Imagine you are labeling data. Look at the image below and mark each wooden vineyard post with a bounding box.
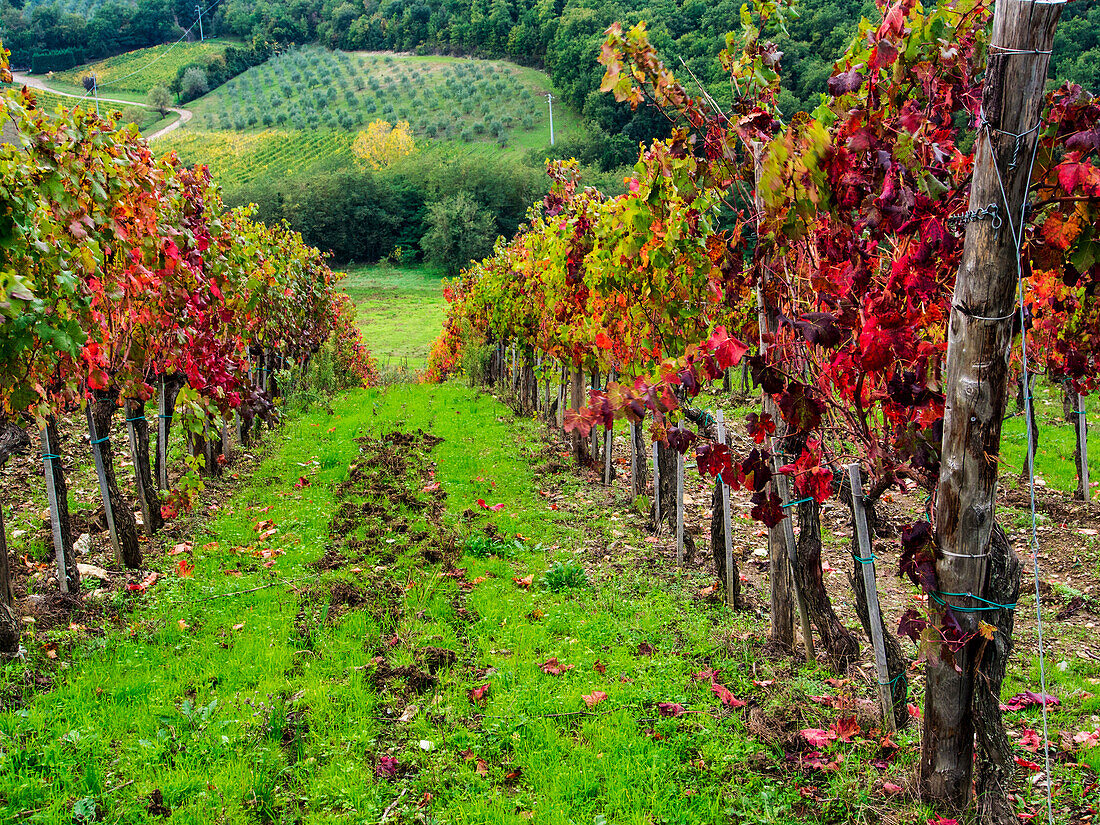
[771,455,816,662]
[847,464,896,733]
[157,375,169,491]
[40,426,70,594]
[87,405,121,564]
[603,426,613,485]
[924,0,1061,807]
[1075,392,1089,501]
[629,420,637,497]
[557,366,566,430]
[716,410,736,606]
[675,449,684,566]
[590,372,600,459]
[125,409,155,540]
[653,441,660,526]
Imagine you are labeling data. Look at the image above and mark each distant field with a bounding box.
[52,40,231,95]
[185,47,577,149]
[158,128,356,188]
[340,262,448,371]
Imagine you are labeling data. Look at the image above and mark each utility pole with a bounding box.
[196,4,204,41]
[923,0,1062,812]
[546,93,554,146]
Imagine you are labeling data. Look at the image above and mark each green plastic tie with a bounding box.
[783,497,814,509]
[930,590,1016,612]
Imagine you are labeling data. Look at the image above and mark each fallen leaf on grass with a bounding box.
[422,481,441,492]
[801,728,835,748]
[582,691,608,709]
[692,669,719,682]
[593,660,606,674]
[831,715,861,743]
[375,755,399,778]
[539,657,574,676]
[711,682,746,708]
[1019,728,1041,752]
[176,559,194,578]
[468,684,490,704]
[178,620,189,630]
[1014,756,1042,771]
[168,543,191,556]
[1001,691,1060,711]
[223,569,241,577]
[512,574,534,589]
[881,781,903,795]
[294,476,311,489]
[43,642,58,659]
[232,623,245,631]
[658,702,687,717]
[636,642,656,656]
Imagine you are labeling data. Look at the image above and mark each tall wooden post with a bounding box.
[923,0,1061,808]
[752,149,795,652]
[1074,392,1089,501]
[716,410,736,606]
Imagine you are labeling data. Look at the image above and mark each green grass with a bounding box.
[341,262,448,371]
[51,40,233,95]
[183,46,577,150]
[2,382,1097,823]
[1001,379,1099,496]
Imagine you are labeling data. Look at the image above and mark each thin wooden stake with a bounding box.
[653,441,660,525]
[1076,392,1089,501]
[40,427,69,594]
[772,457,815,663]
[157,376,169,491]
[125,408,155,540]
[675,449,684,566]
[87,406,121,565]
[603,426,613,485]
[847,463,896,732]
[629,420,637,497]
[716,410,735,606]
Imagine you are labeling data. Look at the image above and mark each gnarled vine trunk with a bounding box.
[794,498,859,671]
[92,389,142,569]
[44,415,79,591]
[0,419,30,655]
[125,398,163,537]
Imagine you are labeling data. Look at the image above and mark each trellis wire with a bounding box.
[985,111,1055,825]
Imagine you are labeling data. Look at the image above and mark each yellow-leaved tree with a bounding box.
[351,119,415,170]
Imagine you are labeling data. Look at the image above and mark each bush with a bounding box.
[180,67,209,100]
[420,192,498,276]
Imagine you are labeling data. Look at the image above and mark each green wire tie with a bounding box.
[930,590,1016,612]
[125,416,147,422]
[783,497,814,508]
[41,453,59,461]
[880,672,907,688]
[851,552,876,565]
[90,436,109,445]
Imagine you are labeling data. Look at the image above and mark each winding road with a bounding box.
[11,72,193,140]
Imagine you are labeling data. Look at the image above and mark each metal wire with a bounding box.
[987,115,1056,825]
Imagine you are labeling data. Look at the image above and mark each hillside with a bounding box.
[51,39,231,95]
[183,47,576,149]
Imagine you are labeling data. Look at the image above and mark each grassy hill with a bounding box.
[52,40,232,95]
[183,47,576,150]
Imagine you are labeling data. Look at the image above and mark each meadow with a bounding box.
[341,263,448,372]
[183,46,577,148]
[51,39,231,95]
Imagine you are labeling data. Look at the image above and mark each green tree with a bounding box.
[147,84,171,116]
[420,192,498,276]
[180,66,209,101]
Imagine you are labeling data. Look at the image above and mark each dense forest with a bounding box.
[5,0,1098,137]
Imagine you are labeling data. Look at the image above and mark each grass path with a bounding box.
[2,383,1096,823]
[342,263,448,372]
